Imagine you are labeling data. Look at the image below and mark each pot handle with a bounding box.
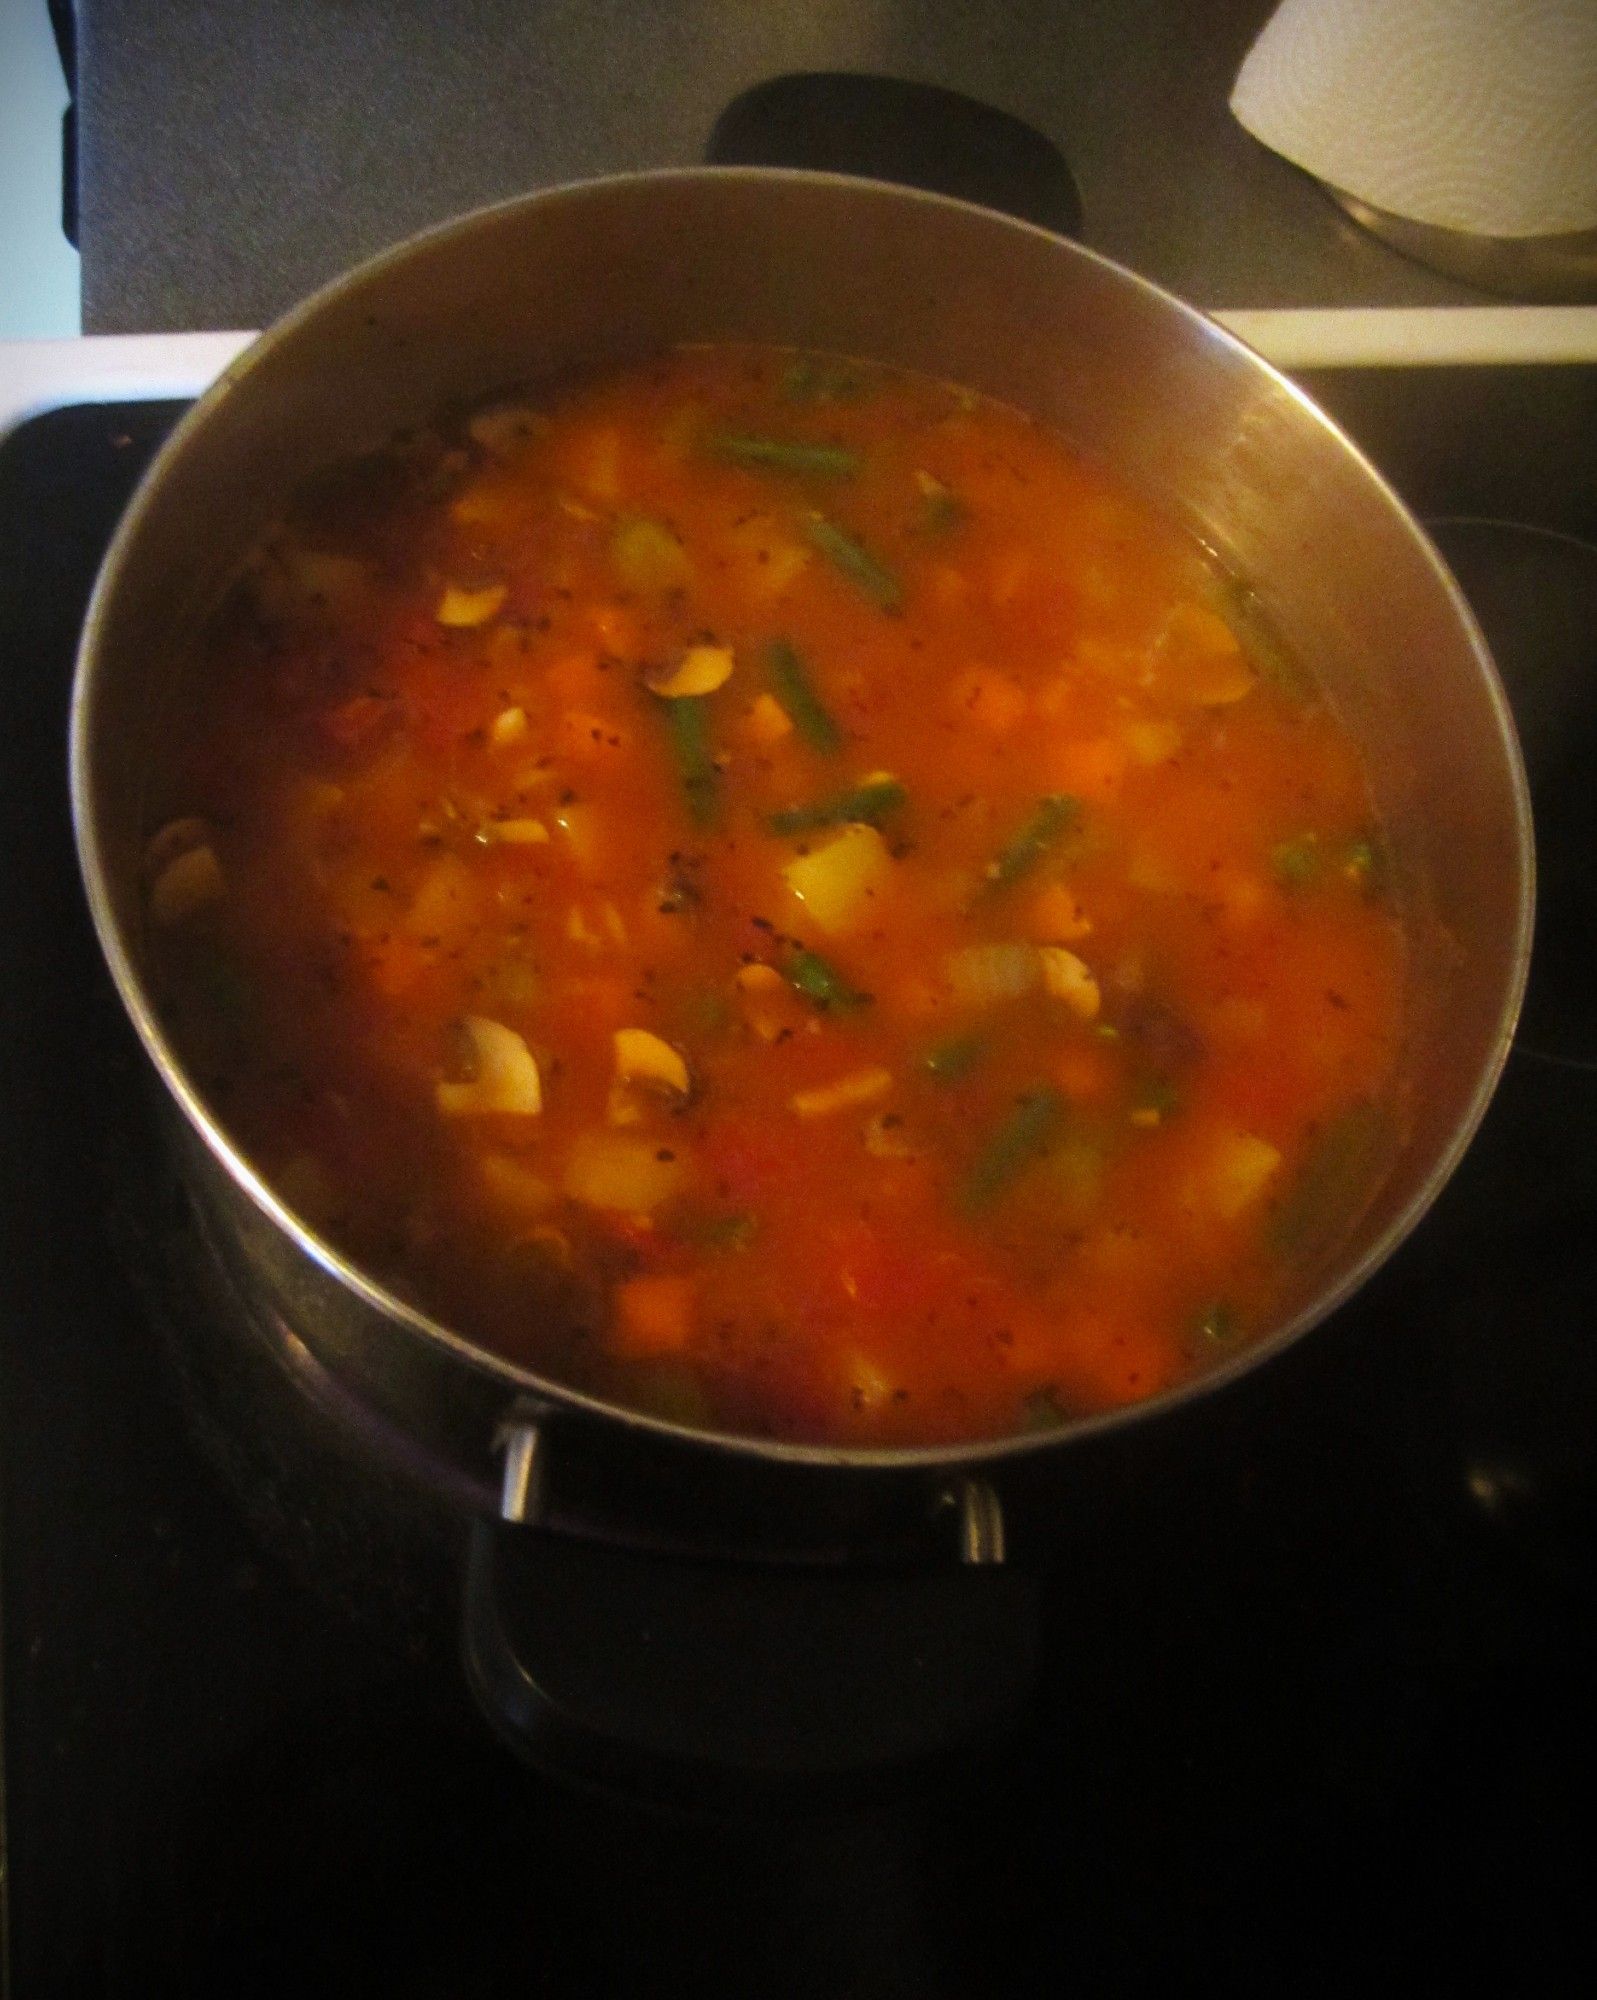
[461,1421,1038,1810]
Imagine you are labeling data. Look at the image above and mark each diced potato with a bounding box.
[844,1351,896,1413]
[789,1067,893,1120]
[404,856,479,941]
[611,515,691,592]
[480,816,550,845]
[1027,881,1093,943]
[437,582,508,628]
[1124,717,1183,765]
[1208,1129,1283,1219]
[1158,602,1254,706]
[645,644,735,698]
[782,823,891,936]
[149,843,225,925]
[1039,946,1101,1019]
[436,1018,543,1117]
[489,705,529,747]
[727,514,810,598]
[741,693,794,747]
[478,1153,557,1216]
[563,1132,686,1212]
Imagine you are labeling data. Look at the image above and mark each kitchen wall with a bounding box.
[0,0,80,336]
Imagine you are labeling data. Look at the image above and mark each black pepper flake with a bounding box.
[656,1149,676,1163]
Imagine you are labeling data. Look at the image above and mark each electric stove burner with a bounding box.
[8,371,1597,1989]
[1426,518,1597,1067]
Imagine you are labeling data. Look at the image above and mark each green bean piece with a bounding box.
[767,777,907,836]
[784,948,868,1012]
[980,794,1080,894]
[1132,1074,1182,1122]
[923,1032,989,1084]
[918,478,964,534]
[1198,1300,1241,1345]
[691,1211,758,1252]
[1020,1385,1070,1432]
[1269,1101,1388,1257]
[710,434,861,479]
[1271,834,1321,889]
[1212,572,1313,703]
[660,694,717,826]
[766,639,842,754]
[960,1087,1067,1212]
[1341,832,1392,899]
[804,514,903,611]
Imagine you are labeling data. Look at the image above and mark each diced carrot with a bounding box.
[1045,733,1127,803]
[946,668,1027,736]
[613,1276,695,1357]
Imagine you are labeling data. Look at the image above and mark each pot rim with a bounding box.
[69,164,1536,1475]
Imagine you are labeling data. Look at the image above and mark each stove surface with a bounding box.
[2,365,1595,1994]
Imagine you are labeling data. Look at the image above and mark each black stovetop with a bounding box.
[3,363,1596,1995]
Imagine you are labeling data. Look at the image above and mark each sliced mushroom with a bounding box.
[645,644,735,699]
[435,1017,543,1117]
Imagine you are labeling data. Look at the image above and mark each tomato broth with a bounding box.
[144,345,1406,1445]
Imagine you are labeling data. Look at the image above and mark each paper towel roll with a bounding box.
[1232,0,1597,240]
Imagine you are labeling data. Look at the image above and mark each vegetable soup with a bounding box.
[145,345,1406,1445]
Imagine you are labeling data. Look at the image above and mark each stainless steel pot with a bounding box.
[70,169,1532,1789]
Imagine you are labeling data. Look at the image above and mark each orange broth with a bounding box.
[145,344,1406,1445]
